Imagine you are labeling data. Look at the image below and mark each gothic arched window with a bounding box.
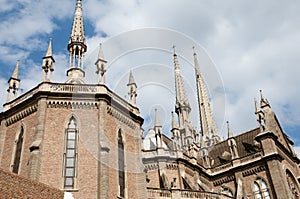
[253,178,271,199]
[12,126,24,174]
[118,130,125,198]
[286,170,299,199]
[63,117,78,189]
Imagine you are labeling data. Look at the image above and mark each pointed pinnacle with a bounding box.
[12,60,20,80]
[98,43,105,60]
[45,38,53,57]
[155,108,161,127]
[227,121,233,138]
[128,71,136,84]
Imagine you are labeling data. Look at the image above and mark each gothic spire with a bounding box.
[154,108,161,127]
[7,60,21,102]
[11,60,20,80]
[42,38,55,81]
[95,43,107,84]
[127,71,137,105]
[173,46,191,127]
[193,48,218,138]
[66,0,87,84]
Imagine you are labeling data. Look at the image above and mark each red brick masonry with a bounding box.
[0,168,64,199]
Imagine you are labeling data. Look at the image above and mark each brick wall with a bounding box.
[0,167,64,199]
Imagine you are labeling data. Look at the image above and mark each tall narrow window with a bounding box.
[253,178,271,199]
[118,130,125,198]
[12,127,24,174]
[63,117,78,189]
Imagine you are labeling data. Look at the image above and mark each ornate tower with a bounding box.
[173,47,197,148]
[6,60,20,102]
[193,49,220,145]
[42,38,55,82]
[66,0,87,84]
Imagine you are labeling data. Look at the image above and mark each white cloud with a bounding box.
[0,0,300,141]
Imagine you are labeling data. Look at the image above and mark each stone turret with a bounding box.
[66,0,87,84]
[7,60,21,102]
[42,38,55,82]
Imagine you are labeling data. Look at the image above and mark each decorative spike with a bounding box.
[127,71,137,105]
[193,49,219,139]
[95,43,107,84]
[227,121,233,138]
[11,60,20,80]
[128,70,135,85]
[154,108,161,127]
[45,38,53,58]
[7,60,21,101]
[42,38,55,82]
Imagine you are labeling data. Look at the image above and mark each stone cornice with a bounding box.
[5,105,38,126]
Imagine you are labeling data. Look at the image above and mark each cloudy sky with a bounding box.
[1,0,300,153]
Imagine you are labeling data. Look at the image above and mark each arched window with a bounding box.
[253,178,271,199]
[12,126,24,174]
[63,117,78,189]
[286,170,299,198]
[118,130,125,198]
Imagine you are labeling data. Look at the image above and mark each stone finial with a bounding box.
[42,38,55,81]
[7,60,21,101]
[95,43,107,84]
[127,71,137,105]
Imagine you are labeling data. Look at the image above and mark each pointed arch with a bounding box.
[286,169,300,198]
[63,116,79,190]
[118,129,125,198]
[11,125,25,174]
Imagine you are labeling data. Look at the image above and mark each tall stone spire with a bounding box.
[193,48,219,140]
[127,71,137,106]
[42,38,55,82]
[95,43,107,84]
[173,46,191,127]
[66,0,87,84]
[7,60,21,102]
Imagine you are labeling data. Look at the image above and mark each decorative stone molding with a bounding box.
[47,101,99,110]
[145,163,159,171]
[213,175,235,186]
[50,84,97,93]
[166,163,178,170]
[6,105,38,126]
[242,165,266,177]
[107,106,136,129]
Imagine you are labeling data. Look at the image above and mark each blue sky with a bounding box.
[1,0,300,153]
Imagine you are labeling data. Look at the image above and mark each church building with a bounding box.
[0,1,299,199]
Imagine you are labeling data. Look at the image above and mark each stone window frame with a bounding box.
[253,177,271,199]
[220,186,233,197]
[286,169,300,198]
[62,116,79,190]
[10,125,25,174]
